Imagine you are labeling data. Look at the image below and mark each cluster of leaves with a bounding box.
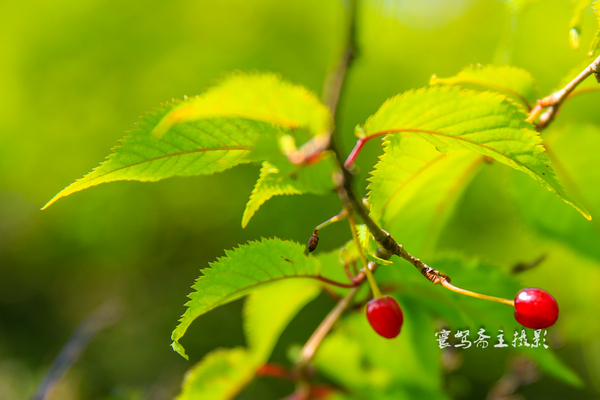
[42,2,600,399]
[44,55,599,397]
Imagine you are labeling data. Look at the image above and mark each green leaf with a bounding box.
[243,279,321,358]
[368,134,483,255]
[175,280,321,400]
[241,155,337,228]
[42,73,330,209]
[175,348,256,400]
[430,64,537,108]
[510,125,600,262]
[360,86,590,220]
[171,238,338,358]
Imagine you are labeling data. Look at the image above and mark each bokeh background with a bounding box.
[1,0,600,399]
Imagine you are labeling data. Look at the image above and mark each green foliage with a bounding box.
[42,73,330,210]
[242,155,337,227]
[176,280,321,399]
[171,238,338,358]
[360,86,589,221]
[31,1,600,399]
[368,136,482,254]
[430,64,538,107]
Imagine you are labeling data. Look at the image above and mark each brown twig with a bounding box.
[527,53,600,130]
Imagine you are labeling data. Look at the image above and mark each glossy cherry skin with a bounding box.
[514,288,559,329]
[366,296,403,338]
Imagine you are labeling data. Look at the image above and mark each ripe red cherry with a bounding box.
[514,288,559,329]
[366,296,403,338]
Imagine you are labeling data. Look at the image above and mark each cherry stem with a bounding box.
[315,208,348,231]
[297,286,359,369]
[440,279,515,307]
[347,210,382,298]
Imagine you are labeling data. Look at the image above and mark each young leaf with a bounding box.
[42,73,330,209]
[359,86,590,220]
[242,155,337,228]
[171,238,336,358]
[368,134,483,255]
[430,65,537,108]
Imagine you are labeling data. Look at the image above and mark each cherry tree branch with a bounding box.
[527,53,600,130]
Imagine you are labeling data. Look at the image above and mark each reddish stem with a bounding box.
[256,363,295,380]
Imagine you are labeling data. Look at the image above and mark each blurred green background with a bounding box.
[1,0,600,399]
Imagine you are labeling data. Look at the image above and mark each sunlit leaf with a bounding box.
[359,86,590,220]
[368,134,483,255]
[43,73,330,209]
[430,64,537,108]
[171,238,344,358]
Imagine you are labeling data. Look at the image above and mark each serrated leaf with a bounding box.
[360,86,590,220]
[430,65,537,108]
[43,73,330,209]
[368,134,483,254]
[242,155,336,228]
[171,238,340,358]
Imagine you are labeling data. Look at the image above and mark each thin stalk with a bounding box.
[347,210,381,298]
[527,53,600,130]
[440,280,515,307]
[297,286,359,367]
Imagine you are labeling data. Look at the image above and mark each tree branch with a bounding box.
[527,53,600,130]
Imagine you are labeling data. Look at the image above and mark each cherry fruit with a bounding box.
[366,296,403,338]
[514,288,559,329]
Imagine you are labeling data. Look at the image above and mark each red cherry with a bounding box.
[366,296,403,338]
[514,288,559,329]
